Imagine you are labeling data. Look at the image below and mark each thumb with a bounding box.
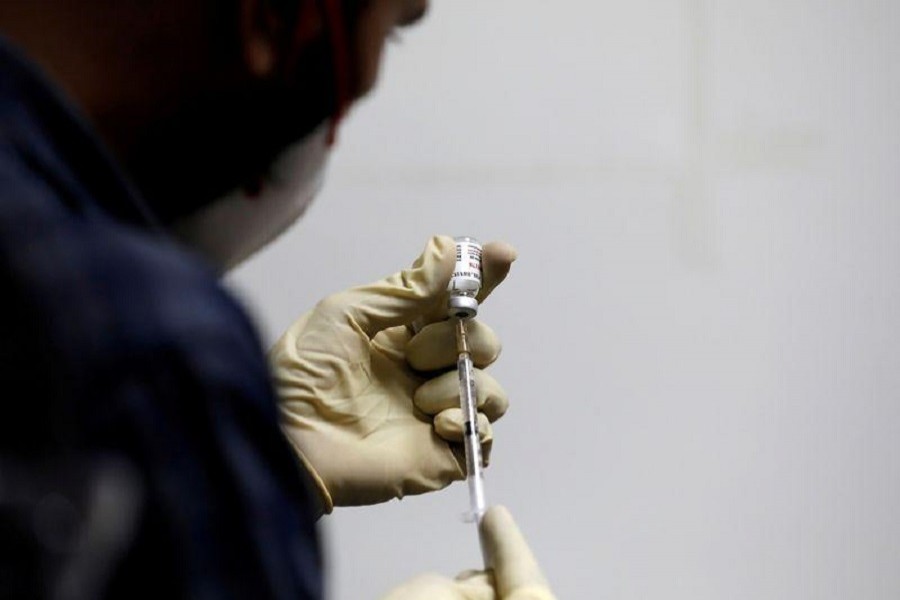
[479,506,551,599]
[342,235,455,337]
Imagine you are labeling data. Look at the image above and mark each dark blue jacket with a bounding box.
[0,39,322,599]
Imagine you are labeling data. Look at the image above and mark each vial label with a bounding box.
[449,240,482,294]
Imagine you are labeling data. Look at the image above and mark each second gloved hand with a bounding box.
[382,505,557,600]
[270,235,516,512]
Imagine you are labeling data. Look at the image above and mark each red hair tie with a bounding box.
[285,0,352,145]
[320,0,352,145]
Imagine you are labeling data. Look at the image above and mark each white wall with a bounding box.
[228,1,900,598]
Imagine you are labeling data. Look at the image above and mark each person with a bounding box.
[0,1,556,598]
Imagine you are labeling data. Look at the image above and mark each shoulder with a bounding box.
[0,149,269,403]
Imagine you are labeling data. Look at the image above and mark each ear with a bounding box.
[238,0,322,78]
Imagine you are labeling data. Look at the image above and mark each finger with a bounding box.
[479,506,550,597]
[372,326,412,363]
[382,573,494,600]
[434,409,493,445]
[414,370,509,422]
[435,410,493,466]
[414,240,518,328]
[327,235,454,338]
[455,569,488,582]
[477,241,517,304]
[406,319,502,371]
[454,571,497,600]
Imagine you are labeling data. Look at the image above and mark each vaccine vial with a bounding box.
[448,236,483,319]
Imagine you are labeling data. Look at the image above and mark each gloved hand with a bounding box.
[270,235,516,513]
[382,505,556,600]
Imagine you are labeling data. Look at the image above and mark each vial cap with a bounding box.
[448,295,479,319]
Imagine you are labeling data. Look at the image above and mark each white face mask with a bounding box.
[172,122,331,273]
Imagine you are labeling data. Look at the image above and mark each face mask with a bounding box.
[171,122,330,273]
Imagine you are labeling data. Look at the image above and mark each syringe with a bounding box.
[447,236,487,522]
[455,318,487,521]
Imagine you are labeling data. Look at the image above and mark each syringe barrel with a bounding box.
[467,472,487,521]
[457,345,486,520]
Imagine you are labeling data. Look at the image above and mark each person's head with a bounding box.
[1,0,426,261]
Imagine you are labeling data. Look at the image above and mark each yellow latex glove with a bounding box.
[382,505,556,600]
[270,235,516,513]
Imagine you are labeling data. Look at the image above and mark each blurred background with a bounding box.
[228,0,900,598]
